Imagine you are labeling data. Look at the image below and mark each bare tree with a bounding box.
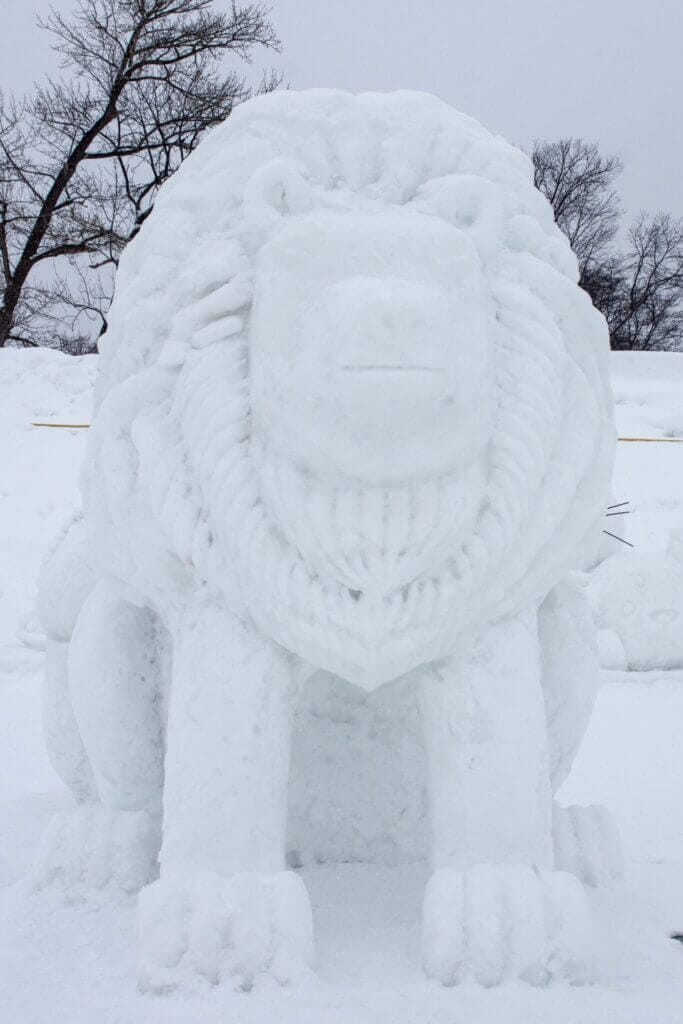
[532,138,622,287]
[0,0,280,352]
[534,138,683,351]
[608,214,683,351]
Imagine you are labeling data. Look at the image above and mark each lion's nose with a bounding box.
[331,276,448,370]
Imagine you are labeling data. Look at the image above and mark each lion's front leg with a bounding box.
[139,602,313,992]
[419,610,592,986]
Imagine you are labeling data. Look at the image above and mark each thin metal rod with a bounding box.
[603,530,634,548]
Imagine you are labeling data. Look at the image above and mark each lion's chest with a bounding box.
[239,452,488,685]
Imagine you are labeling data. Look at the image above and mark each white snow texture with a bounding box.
[37,89,616,991]
[590,535,683,670]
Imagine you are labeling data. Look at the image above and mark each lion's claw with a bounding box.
[138,870,314,992]
[31,806,159,895]
[422,863,593,986]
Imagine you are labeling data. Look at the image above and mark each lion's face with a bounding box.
[249,211,495,485]
[88,90,614,687]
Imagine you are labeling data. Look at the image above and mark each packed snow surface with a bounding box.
[589,351,683,670]
[1,347,682,1021]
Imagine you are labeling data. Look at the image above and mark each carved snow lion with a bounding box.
[36,90,618,990]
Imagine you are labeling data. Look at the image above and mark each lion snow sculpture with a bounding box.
[35,90,619,991]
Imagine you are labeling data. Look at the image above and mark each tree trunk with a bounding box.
[0,302,15,348]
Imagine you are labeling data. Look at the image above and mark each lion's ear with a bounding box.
[242,158,313,249]
[413,174,504,266]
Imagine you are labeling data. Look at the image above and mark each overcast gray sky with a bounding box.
[2,0,681,223]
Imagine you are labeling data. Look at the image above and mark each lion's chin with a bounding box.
[246,588,451,693]
[295,639,432,693]
[331,652,428,692]
[298,629,449,692]
[334,664,414,693]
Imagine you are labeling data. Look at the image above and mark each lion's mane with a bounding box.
[83,90,614,684]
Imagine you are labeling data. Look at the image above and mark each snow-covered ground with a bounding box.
[0,350,96,804]
[1,348,682,1021]
[610,350,683,550]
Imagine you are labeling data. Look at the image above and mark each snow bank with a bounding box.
[0,349,95,654]
[0,350,95,803]
[594,350,683,667]
[611,350,683,551]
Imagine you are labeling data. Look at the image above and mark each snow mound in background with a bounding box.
[594,351,683,669]
[0,350,95,804]
[590,542,683,671]
[609,351,683,555]
[0,349,95,657]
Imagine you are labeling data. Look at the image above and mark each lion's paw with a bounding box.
[422,864,593,986]
[554,803,623,886]
[32,806,160,896]
[138,870,314,992]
